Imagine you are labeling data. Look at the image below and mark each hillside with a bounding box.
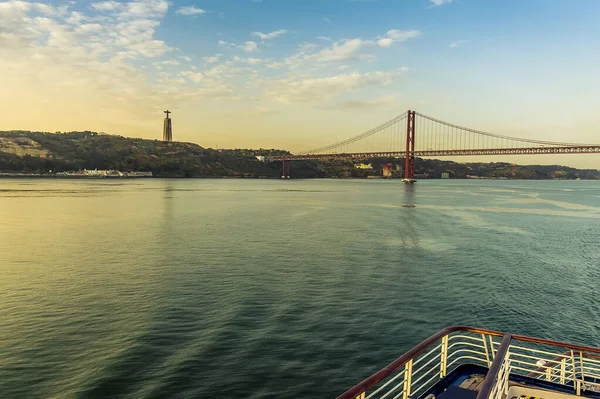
[0,130,598,179]
[0,131,322,178]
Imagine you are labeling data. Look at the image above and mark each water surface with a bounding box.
[1,178,599,398]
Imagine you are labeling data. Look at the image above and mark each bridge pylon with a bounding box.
[403,110,416,183]
[281,155,291,179]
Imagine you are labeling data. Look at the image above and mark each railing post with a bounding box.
[504,351,511,397]
[355,393,365,399]
[579,351,585,394]
[482,334,491,367]
[560,358,566,385]
[476,334,512,399]
[440,335,449,377]
[403,359,413,399]
[570,350,578,393]
[488,336,496,358]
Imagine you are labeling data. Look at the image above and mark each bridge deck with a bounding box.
[271,146,600,161]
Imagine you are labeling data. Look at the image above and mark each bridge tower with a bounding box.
[281,155,291,178]
[404,110,416,182]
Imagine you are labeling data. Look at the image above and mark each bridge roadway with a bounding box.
[270,145,600,161]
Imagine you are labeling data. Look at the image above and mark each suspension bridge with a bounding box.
[270,110,600,181]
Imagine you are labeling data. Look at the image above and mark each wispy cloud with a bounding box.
[323,17,332,24]
[240,41,258,52]
[428,0,452,7]
[203,54,223,63]
[262,69,408,104]
[180,70,204,83]
[0,1,423,134]
[324,95,400,110]
[252,29,287,40]
[175,6,206,15]
[284,29,420,67]
[376,29,421,48]
[449,40,469,48]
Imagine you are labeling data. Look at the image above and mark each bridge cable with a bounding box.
[416,112,590,147]
[299,111,408,155]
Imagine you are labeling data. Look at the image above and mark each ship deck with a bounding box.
[438,373,589,399]
[337,327,600,399]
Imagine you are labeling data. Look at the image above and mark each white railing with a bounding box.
[487,350,510,399]
[339,327,600,399]
[339,327,504,399]
[481,337,600,399]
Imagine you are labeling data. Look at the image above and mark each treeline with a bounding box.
[0,130,597,179]
[0,131,325,178]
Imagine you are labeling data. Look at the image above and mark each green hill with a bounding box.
[0,130,598,179]
[0,131,308,178]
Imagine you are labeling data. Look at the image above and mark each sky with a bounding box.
[1,0,600,167]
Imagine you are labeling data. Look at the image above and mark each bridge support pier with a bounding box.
[403,110,416,183]
[281,157,291,179]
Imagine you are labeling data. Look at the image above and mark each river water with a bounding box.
[1,178,599,398]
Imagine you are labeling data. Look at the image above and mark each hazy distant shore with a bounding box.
[1,131,599,180]
[0,173,595,181]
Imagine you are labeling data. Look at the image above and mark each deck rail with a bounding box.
[338,327,600,399]
[480,334,600,399]
[337,326,504,399]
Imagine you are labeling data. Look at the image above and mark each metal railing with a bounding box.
[338,327,600,399]
[481,334,600,399]
[337,327,504,399]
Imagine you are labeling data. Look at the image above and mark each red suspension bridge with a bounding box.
[271,110,600,181]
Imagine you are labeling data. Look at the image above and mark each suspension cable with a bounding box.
[415,112,588,147]
[300,111,408,154]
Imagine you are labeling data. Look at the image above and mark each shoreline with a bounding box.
[0,174,593,181]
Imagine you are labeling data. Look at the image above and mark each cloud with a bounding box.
[263,69,408,104]
[240,41,258,52]
[1,0,173,59]
[175,6,206,16]
[449,40,469,48]
[159,59,180,66]
[203,54,223,63]
[285,30,420,67]
[0,2,420,134]
[428,0,452,7]
[265,62,284,69]
[377,29,420,48]
[0,0,194,121]
[317,36,332,41]
[305,38,372,62]
[203,58,250,78]
[324,95,400,110]
[245,57,265,65]
[298,42,319,52]
[323,17,331,23]
[252,29,287,40]
[90,0,169,19]
[91,1,121,11]
[181,70,203,83]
